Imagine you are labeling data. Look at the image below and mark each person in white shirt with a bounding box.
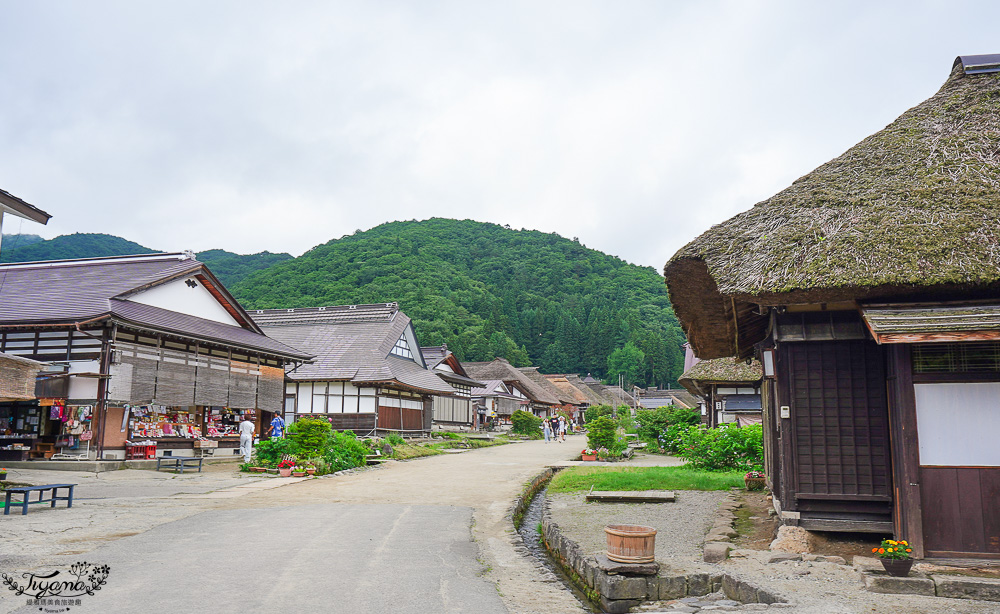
[239,415,256,463]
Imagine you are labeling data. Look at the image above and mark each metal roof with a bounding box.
[954,54,1000,75]
[0,253,309,360]
[0,187,50,225]
[253,307,453,394]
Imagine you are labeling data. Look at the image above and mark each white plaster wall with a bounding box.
[67,360,101,399]
[127,277,240,326]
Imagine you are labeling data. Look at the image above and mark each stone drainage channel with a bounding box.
[512,468,790,614]
[517,485,600,612]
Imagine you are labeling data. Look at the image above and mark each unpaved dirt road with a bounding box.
[1,437,587,614]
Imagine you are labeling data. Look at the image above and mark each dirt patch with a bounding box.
[733,491,883,560]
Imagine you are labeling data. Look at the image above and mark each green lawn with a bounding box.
[548,465,743,493]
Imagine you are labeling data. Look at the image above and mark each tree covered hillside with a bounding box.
[232,219,685,387]
[0,233,292,288]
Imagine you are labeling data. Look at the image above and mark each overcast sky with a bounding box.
[1,1,997,270]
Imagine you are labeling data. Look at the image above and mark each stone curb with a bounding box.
[536,489,789,612]
[860,568,1000,602]
[703,492,740,562]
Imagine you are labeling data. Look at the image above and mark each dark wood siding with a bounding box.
[787,340,892,501]
[328,413,376,432]
[920,467,1000,557]
[377,406,424,431]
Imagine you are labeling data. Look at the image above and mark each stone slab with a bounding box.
[594,553,659,576]
[932,574,1000,602]
[586,490,675,503]
[597,571,649,600]
[704,542,732,563]
[863,572,935,596]
[766,552,802,563]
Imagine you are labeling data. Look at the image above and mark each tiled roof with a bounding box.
[253,305,453,395]
[0,254,308,360]
[109,300,309,360]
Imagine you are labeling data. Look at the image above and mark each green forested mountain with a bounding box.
[196,249,294,287]
[231,219,685,387]
[0,233,154,262]
[0,233,292,288]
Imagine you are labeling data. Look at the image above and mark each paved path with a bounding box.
[1,437,592,614]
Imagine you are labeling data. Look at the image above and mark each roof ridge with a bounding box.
[0,252,194,269]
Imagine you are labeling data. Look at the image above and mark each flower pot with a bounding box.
[306,468,316,475]
[279,467,292,477]
[292,471,306,477]
[251,467,266,473]
[581,454,597,461]
[605,524,657,564]
[880,558,913,577]
[0,472,7,481]
[744,476,766,491]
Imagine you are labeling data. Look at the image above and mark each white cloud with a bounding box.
[1,0,998,269]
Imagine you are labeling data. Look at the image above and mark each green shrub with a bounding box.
[287,417,333,457]
[586,416,618,451]
[636,406,702,452]
[676,424,763,472]
[323,429,369,471]
[251,436,299,466]
[511,410,542,438]
[385,431,406,446]
[584,405,614,423]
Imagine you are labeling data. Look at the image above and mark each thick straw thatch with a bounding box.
[666,62,1000,358]
[678,358,761,397]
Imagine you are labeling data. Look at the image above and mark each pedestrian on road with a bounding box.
[239,414,255,462]
[549,416,560,443]
[542,418,551,443]
[268,414,285,439]
[558,416,566,442]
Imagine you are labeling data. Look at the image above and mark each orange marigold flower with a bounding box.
[872,548,877,553]
[878,548,884,554]
[906,548,912,552]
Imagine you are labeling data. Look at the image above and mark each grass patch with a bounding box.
[390,443,444,460]
[548,465,743,493]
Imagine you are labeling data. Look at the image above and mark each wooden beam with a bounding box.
[876,331,1000,344]
[798,519,894,533]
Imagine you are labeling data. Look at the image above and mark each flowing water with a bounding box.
[517,487,601,612]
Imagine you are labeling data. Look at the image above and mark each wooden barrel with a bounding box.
[605,524,656,563]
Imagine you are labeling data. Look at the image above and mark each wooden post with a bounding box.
[886,345,925,558]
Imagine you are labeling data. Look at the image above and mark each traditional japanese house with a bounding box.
[465,358,560,417]
[635,387,698,411]
[420,344,484,429]
[252,303,454,436]
[519,367,578,418]
[678,358,762,427]
[470,380,522,425]
[0,252,311,460]
[664,55,1000,559]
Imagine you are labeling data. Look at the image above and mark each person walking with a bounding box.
[268,413,285,439]
[558,415,567,442]
[239,414,256,463]
[549,416,561,443]
[542,417,551,443]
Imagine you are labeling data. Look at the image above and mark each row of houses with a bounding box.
[0,208,675,461]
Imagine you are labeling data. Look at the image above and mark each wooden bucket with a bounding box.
[605,524,656,563]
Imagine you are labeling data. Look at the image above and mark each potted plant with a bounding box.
[0,468,7,481]
[744,470,766,490]
[581,449,598,461]
[872,538,914,577]
[305,465,316,476]
[277,459,295,478]
[292,467,306,477]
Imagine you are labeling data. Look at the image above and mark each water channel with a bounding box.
[516,486,601,612]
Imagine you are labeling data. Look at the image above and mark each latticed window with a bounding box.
[913,342,1000,373]
[390,335,413,359]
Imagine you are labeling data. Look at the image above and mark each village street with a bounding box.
[1,438,587,614]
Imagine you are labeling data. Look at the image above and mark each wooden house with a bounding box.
[0,252,311,460]
[635,387,698,411]
[420,344,484,429]
[252,303,454,436]
[465,358,560,417]
[664,55,1000,559]
[470,380,523,425]
[679,358,762,427]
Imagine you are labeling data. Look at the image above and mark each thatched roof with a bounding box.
[464,358,560,405]
[665,59,1000,358]
[679,358,762,397]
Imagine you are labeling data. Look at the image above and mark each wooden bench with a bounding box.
[4,484,76,515]
[156,457,204,473]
